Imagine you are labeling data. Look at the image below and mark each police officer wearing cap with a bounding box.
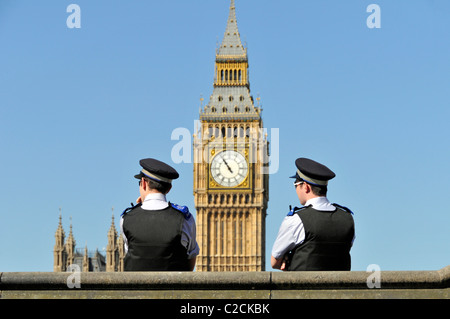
[120,158,199,271]
[271,158,355,271]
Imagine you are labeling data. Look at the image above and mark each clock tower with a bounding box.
[193,0,269,271]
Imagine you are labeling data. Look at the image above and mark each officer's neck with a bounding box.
[304,196,328,206]
[144,191,167,201]
[301,193,328,205]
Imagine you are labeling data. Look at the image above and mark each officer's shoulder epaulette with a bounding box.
[287,205,310,216]
[121,202,142,217]
[170,202,192,220]
[332,203,354,215]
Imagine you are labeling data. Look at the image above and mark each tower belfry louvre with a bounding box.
[194,0,269,271]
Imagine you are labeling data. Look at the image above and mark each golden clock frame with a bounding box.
[207,143,253,191]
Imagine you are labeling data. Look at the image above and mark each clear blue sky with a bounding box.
[0,0,449,272]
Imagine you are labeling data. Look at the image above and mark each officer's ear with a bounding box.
[303,182,312,194]
[141,178,148,190]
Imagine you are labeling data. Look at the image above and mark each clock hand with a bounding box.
[223,158,234,173]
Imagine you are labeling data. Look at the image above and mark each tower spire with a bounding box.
[107,208,118,272]
[201,0,260,120]
[69,216,73,235]
[217,0,246,58]
[65,215,76,268]
[54,208,66,272]
[56,208,65,240]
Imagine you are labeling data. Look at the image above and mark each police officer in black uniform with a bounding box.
[271,158,355,271]
[120,158,199,271]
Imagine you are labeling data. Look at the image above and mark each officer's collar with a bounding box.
[305,197,334,211]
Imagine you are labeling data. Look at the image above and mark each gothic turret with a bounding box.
[53,210,66,272]
[65,217,76,269]
[106,212,118,272]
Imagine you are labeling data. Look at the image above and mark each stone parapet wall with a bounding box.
[0,266,448,299]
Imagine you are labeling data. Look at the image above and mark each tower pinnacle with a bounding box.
[201,0,260,120]
[217,0,246,59]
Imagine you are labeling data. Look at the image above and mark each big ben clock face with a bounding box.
[210,150,248,187]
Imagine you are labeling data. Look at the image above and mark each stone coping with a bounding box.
[0,266,448,299]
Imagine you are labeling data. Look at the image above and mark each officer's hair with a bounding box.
[297,179,328,196]
[143,177,172,194]
[311,185,327,196]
